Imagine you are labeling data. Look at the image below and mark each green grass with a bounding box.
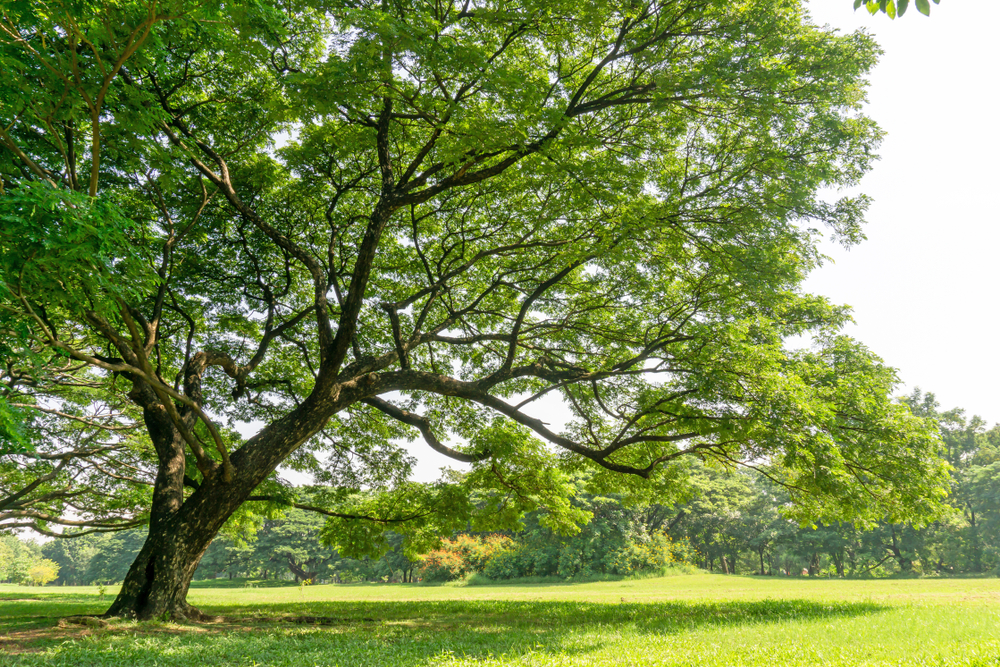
[3,575,1000,665]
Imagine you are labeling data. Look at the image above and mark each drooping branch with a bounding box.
[362,396,490,463]
[245,496,434,524]
[0,458,70,513]
[370,368,725,478]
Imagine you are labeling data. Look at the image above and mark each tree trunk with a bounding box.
[970,507,982,573]
[833,551,844,577]
[103,447,257,619]
[104,402,221,620]
[287,557,319,583]
[888,526,911,571]
[104,518,216,620]
[104,375,343,620]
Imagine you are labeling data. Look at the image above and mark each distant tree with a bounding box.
[84,530,147,585]
[254,508,337,583]
[0,534,41,584]
[379,531,418,583]
[741,478,797,576]
[27,558,59,586]
[42,534,102,585]
[902,389,1000,573]
[494,494,668,578]
[195,535,256,581]
[668,465,757,573]
[0,535,14,582]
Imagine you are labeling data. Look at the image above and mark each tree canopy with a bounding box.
[0,0,948,619]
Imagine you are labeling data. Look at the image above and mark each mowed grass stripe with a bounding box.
[3,575,1000,666]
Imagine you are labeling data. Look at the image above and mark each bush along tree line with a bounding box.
[412,494,701,582]
[1,0,952,619]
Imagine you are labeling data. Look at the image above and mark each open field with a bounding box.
[3,575,1000,666]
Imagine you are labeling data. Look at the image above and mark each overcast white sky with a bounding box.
[802,2,1000,422]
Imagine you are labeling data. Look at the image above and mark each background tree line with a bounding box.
[16,389,998,584]
[662,390,1000,577]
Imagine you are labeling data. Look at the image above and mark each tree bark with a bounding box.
[103,513,216,620]
[104,374,342,619]
[104,400,218,620]
[286,557,319,583]
[103,472,257,619]
[969,507,982,573]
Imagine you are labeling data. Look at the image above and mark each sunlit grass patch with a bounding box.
[3,576,1000,665]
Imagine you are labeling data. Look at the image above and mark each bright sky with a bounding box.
[803,2,1000,423]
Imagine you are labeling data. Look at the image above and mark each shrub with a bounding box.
[608,530,673,575]
[27,559,60,586]
[480,544,531,580]
[417,534,517,582]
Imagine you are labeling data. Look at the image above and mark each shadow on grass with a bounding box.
[217,597,889,632]
[1,596,890,666]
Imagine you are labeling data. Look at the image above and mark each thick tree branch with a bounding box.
[362,396,491,463]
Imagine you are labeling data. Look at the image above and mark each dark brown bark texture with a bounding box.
[286,558,320,584]
[106,381,346,618]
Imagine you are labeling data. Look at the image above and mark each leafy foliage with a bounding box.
[854,0,941,18]
[418,534,517,582]
[26,558,59,585]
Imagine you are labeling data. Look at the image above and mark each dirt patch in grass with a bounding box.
[59,615,109,629]
[1,625,94,654]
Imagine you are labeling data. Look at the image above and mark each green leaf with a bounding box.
[915,0,931,15]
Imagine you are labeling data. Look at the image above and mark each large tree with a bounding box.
[1,0,948,619]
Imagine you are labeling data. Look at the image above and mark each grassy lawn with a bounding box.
[3,574,1000,666]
